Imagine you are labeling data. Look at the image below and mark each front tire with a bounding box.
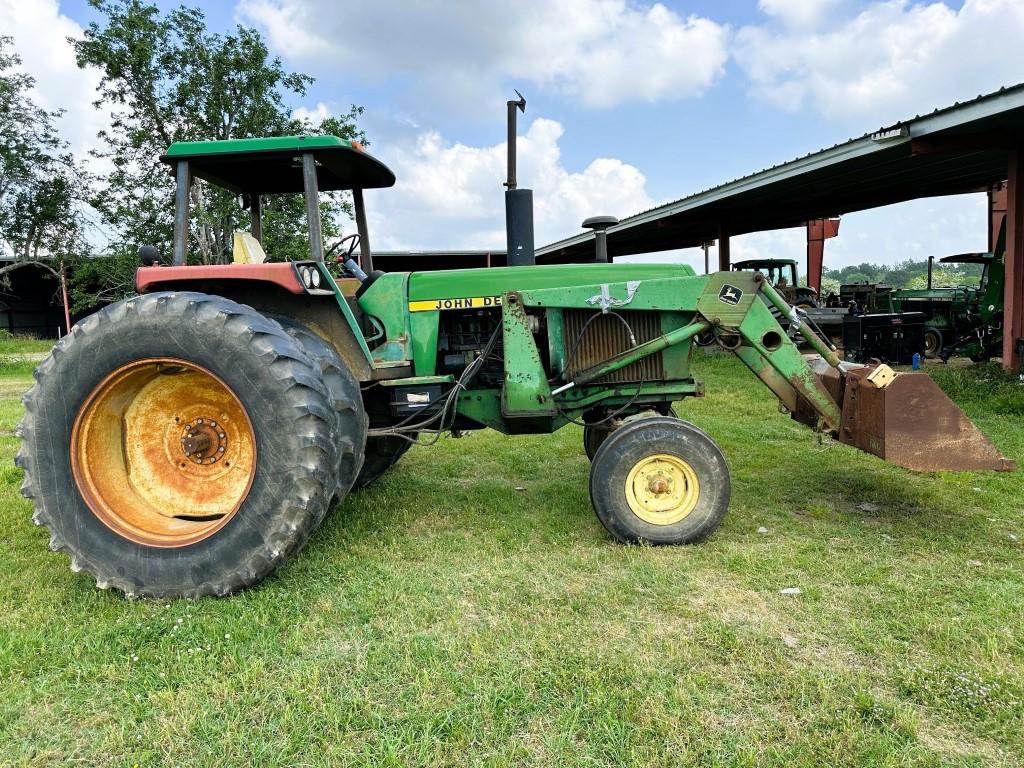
[584,406,676,461]
[589,417,730,545]
[584,425,611,460]
[17,291,341,598]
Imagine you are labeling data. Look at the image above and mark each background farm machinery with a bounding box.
[755,232,1007,365]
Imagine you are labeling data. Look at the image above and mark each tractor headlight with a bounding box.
[300,266,321,290]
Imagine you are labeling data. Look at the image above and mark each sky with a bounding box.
[3,0,1024,273]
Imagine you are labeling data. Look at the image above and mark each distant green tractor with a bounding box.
[15,135,1013,598]
[889,246,1004,361]
[732,258,819,309]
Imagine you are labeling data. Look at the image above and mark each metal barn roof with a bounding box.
[537,83,1024,263]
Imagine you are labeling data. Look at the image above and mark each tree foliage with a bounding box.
[0,36,91,269]
[72,0,363,269]
[824,258,984,290]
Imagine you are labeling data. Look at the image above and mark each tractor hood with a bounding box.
[407,263,696,303]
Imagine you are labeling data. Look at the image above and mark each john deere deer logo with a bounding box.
[718,284,743,305]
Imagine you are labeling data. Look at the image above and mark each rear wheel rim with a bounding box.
[624,453,700,525]
[70,358,257,548]
[925,331,940,356]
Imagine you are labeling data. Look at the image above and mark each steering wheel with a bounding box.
[325,233,360,262]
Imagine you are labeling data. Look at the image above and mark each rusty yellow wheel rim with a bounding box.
[624,453,700,525]
[71,358,257,548]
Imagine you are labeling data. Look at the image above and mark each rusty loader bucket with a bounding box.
[836,365,1015,472]
[748,280,1012,474]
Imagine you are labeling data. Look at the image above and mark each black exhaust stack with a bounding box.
[504,90,534,267]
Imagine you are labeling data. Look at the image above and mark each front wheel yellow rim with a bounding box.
[624,453,700,525]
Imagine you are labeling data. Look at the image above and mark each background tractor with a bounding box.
[888,247,1005,361]
[732,258,819,308]
[16,134,1014,599]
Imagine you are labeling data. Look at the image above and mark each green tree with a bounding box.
[907,266,971,289]
[824,257,985,291]
[0,36,91,262]
[72,0,363,269]
[819,275,841,298]
[0,35,92,320]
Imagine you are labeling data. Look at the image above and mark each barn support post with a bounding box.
[1004,149,1024,371]
[717,224,730,271]
[989,182,1007,252]
[806,218,840,294]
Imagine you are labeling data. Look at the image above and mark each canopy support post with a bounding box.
[302,153,324,262]
[172,161,191,266]
[353,187,373,273]
[250,194,262,243]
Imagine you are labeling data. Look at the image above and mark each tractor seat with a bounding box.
[233,231,268,264]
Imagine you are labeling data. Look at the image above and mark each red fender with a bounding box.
[136,263,305,294]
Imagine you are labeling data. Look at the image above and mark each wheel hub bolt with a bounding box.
[182,432,213,455]
[179,418,229,464]
[648,475,670,494]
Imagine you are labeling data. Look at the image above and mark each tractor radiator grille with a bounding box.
[563,309,665,384]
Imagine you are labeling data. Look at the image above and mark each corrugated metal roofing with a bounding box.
[537,82,1024,263]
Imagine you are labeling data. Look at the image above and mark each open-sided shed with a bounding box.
[537,83,1024,370]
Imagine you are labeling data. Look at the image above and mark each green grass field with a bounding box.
[1,341,1022,767]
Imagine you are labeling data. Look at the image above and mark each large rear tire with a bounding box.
[589,416,730,545]
[17,291,343,598]
[354,436,412,489]
[273,318,367,500]
[924,328,943,359]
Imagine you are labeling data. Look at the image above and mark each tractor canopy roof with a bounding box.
[938,252,993,265]
[160,135,396,195]
[732,258,797,269]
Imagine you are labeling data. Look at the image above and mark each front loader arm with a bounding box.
[538,271,844,433]
[695,271,843,433]
[526,270,1010,472]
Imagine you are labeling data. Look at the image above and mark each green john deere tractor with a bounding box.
[17,135,1014,598]
[889,245,1005,361]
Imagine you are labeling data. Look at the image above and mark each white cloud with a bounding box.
[0,0,107,159]
[758,0,844,29]
[238,0,728,109]
[291,102,332,125]
[736,0,1024,123]
[359,117,654,251]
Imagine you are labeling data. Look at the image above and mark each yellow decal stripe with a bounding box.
[408,296,503,312]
